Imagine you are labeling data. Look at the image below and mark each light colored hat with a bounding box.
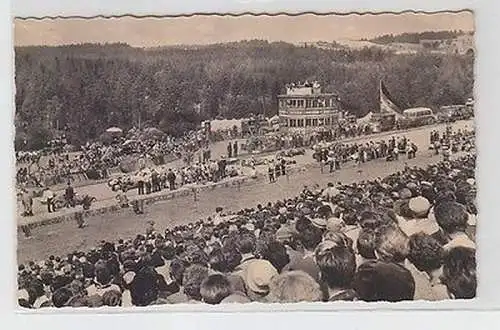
[408,196,431,217]
[18,289,29,301]
[310,217,327,230]
[278,207,287,215]
[123,271,136,285]
[406,182,418,191]
[399,188,412,200]
[466,178,475,186]
[244,260,278,294]
[326,217,344,232]
[275,226,294,243]
[244,223,255,232]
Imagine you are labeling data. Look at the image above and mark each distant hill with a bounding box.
[365,30,472,45]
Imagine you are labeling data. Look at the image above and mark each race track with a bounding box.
[17,120,474,263]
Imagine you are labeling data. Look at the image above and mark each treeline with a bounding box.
[367,30,470,45]
[14,40,473,150]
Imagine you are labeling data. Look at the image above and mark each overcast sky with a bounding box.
[14,11,474,47]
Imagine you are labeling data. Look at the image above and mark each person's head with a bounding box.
[322,231,353,251]
[434,201,468,235]
[237,232,256,255]
[298,224,323,251]
[129,267,159,306]
[25,278,45,305]
[102,290,123,307]
[200,273,233,304]
[183,264,209,301]
[315,244,356,290]
[260,241,290,273]
[408,233,444,273]
[358,210,384,229]
[52,287,74,308]
[267,271,323,303]
[50,275,72,293]
[353,260,415,302]
[441,247,476,299]
[221,245,242,272]
[357,228,377,260]
[94,261,113,285]
[408,196,431,218]
[208,248,229,273]
[170,258,188,285]
[375,225,410,264]
[244,259,278,297]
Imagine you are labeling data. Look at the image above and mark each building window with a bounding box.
[312,99,318,108]
[298,99,304,107]
[325,118,331,126]
[290,119,296,127]
[318,118,324,126]
[306,100,311,108]
[305,119,312,127]
[298,119,304,127]
[312,119,318,126]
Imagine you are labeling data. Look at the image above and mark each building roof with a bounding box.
[277,93,338,98]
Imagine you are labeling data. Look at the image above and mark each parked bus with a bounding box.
[398,107,436,128]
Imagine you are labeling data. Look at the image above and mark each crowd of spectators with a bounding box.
[18,149,477,308]
[430,127,475,156]
[313,135,418,169]
[109,158,241,194]
[15,128,210,189]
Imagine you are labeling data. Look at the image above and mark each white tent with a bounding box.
[106,127,123,134]
[210,119,242,132]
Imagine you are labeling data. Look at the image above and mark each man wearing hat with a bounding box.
[397,196,439,236]
[241,259,278,301]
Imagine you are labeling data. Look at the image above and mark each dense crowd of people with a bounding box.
[430,126,475,158]
[243,120,371,154]
[15,128,210,189]
[18,146,477,307]
[311,135,418,172]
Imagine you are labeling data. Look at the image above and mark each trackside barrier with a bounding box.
[18,176,251,230]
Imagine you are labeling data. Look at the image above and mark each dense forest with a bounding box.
[14,40,474,150]
[367,30,471,45]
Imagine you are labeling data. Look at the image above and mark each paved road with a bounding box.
[17,121,474,263]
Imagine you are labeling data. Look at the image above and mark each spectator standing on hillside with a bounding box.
[268,161,275,183]
[116,187,129,208]
[136,173,145,195]
[227,142,233,158]
[167,169,176,191]
[21,187,33,217]
[64,182,75,208]
[43,188,56,213]
[233,141,238,157]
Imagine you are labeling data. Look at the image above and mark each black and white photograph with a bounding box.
[14,10,476,309]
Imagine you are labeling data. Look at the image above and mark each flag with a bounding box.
[380,81,404,119]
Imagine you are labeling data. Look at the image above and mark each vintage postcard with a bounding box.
[14,10,476,309]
